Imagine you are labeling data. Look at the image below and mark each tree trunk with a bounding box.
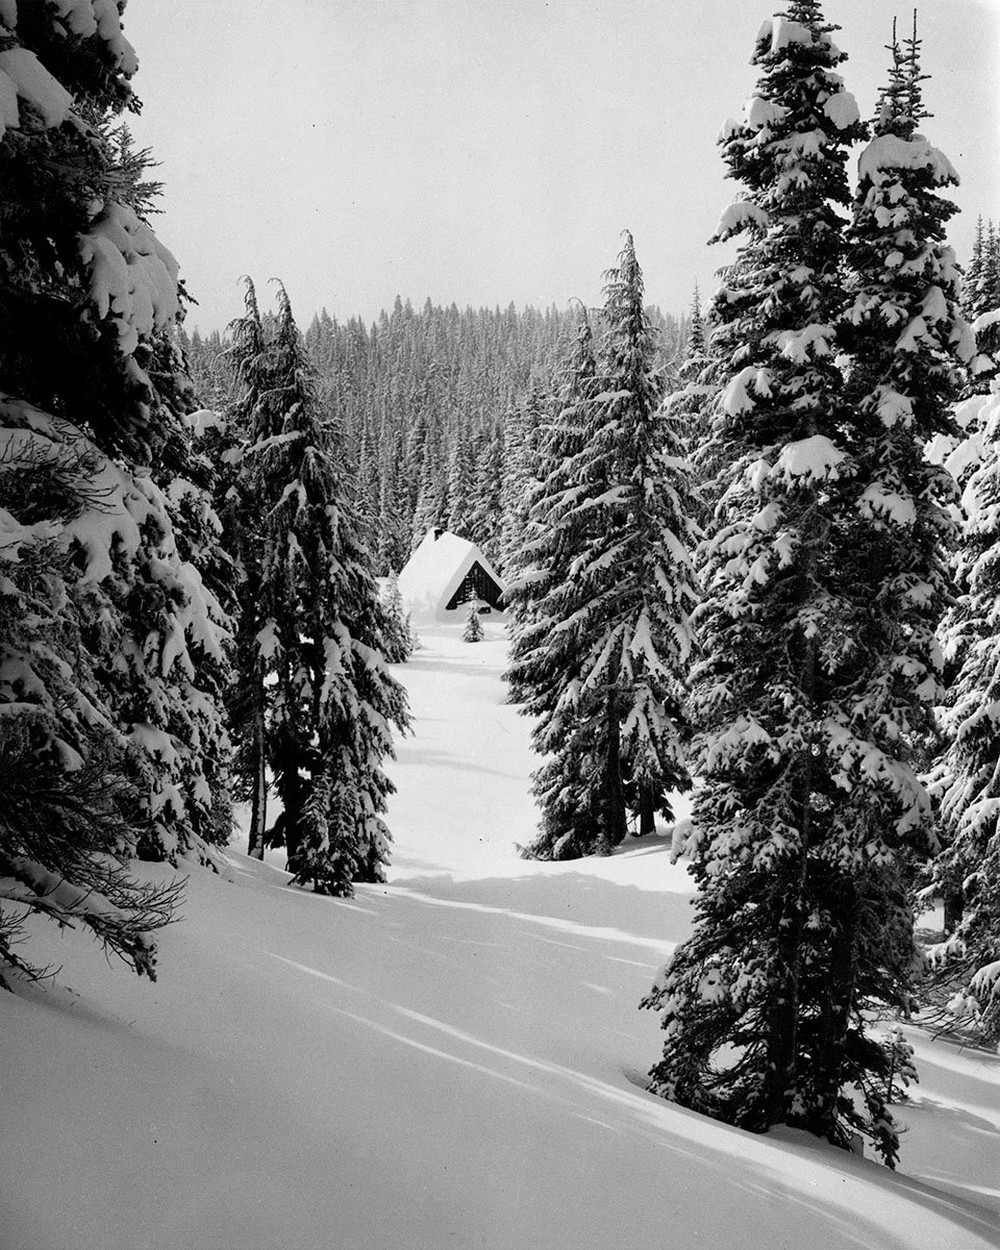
[761,834,808,1129]
[602,694,628,850]
[267,725,306,872]
[247,666,267,860]
[247,685,267,860]
[813,874,858,1141]
[282,762,304,871]
[638,785,656,838]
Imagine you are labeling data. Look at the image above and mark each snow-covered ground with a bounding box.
[3,623,999,1250]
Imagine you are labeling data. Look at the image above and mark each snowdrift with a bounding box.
[2,625,998,1250]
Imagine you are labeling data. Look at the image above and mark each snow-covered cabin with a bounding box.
[397,529,506,623]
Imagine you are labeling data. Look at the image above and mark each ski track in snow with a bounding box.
[2,622,999,1250]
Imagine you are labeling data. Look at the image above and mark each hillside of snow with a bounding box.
[3,623,999,1250]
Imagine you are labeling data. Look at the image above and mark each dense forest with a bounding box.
[182,298,687,574]
[2,0,1000,1181]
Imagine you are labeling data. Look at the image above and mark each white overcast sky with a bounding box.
[123,0,1000,334]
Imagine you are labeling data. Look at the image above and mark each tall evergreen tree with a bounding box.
[499,385,545,574]
[982,222,1000,315]
[229,281,409,895]
[377,460,411,575]
[831,10,970,1113]
[667,284,719,517]
[965,217,986,318]
[508,236,698,858]
[379,570,414,664]
[648,11,972,1166]
[445,421,475,537]
[684,284,707,368]
[225,278,271,859]
[506,314,607,857]
[643,5,939,1167]
[0,3,234,980]
[468,420,506,567]
[928,393,1000,1042]
[968,220,1000,388]
[591,236,699,838]
[410,432,446,549]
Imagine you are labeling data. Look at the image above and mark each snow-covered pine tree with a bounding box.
[981,222,1000,316]
[462,603,485,643]
[643,4,935,1166]
[224,278,272,858]
[968,221,1000,388]
[509,236,698,857]
[445,423,475,538]
[381,570,414,663]
[376,441,411,577]
[683,285,707,376]
[499,385,544,574]
[965,217,986,319]
[0,3,235,980]
[672,285,713,427]
[505,313,607,856]
[0,417,184,983]
[230,280,409,895]
[829,15,970,1137]
[927,391,1000,1041]
[582,234,698,840]
[664,285,718,523]
[410,438,447,551]
[467,420,505,567]
[354,410,381,542]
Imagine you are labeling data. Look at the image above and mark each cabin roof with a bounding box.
[397,530,506,622]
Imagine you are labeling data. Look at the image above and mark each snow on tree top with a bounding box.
[823,91,860,131]
[744,94,787,131]
[954,389,993,434]
[872,387,914,429]
[48,0,137,74]
[722,366,775,416]
[931,428,983,483]
[858,134,959,188]
[758,17,815,53]
[939,389,1000,499]
[714,199,770,241]
[774,324,834,363]
[857,483,917,527]
[0,46,73,132]
[0,2,137,138]
[78,203,181,357]
[973,308,1000,336]
[773,435,847,485]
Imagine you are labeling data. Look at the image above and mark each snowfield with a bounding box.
[3,624,999,1250]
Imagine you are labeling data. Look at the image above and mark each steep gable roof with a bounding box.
[398,530,506,622]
